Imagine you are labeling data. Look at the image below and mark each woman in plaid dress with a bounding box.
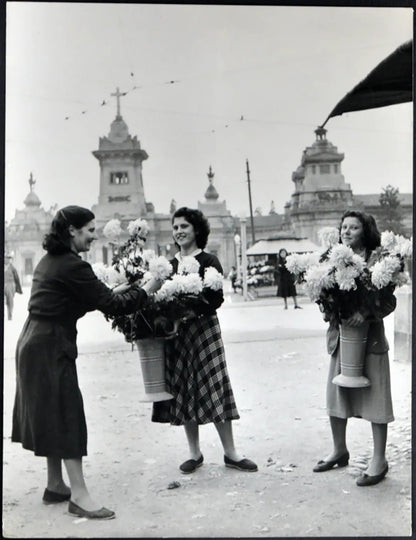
[152,207,257,474]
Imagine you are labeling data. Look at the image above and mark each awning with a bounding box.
[246,238,319,256]
[322,40,412,127]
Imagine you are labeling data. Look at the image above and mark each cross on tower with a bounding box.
[28,172,36,192]
[111,87,127,117]
[207,165,214,183]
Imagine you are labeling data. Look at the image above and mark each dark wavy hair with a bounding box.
[172,207,210,249]
[43,206,95,255]
[338,210,381,251]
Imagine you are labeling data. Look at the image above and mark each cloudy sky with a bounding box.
[5,3,413,223]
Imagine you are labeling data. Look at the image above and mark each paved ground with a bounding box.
[2,284,412,538]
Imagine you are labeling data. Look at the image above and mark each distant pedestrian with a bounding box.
[11,206,162,520]
[228,265,237,292]
[152,207,257,474]
[4,253,23,320]
[313,210,396,486]
[276,248,301,309]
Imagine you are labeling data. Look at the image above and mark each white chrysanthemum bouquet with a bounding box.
[286,228,412,322]
[93,218,172,340]
[99,218,172,287]
[371,231,412,289]
[128,255,224,339]
[154,256,223,310]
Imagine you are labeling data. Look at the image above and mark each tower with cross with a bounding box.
[92,87,149,243]
[111,87,126,119]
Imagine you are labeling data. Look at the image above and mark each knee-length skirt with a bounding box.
[326,346,394,424]
[11,317,87,458]
[152,314,240,425]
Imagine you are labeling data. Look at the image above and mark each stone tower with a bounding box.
[287,127,353,243]
[198,166,235,272]
[91,87,149,226]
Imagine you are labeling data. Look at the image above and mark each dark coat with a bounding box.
[12,251,148,458]
[276,259,297,298]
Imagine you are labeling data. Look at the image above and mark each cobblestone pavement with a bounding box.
[3,287,412,537]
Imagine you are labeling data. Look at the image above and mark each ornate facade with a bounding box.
[6,98,412,284]
[5,173,56,285]
[285,127,354,244]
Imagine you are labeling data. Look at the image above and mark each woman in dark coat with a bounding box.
[313,211,396,487]
[152,207,257,474]
[12,206,161,519]
[276,248,301,309]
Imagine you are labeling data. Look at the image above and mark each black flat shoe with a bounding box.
[42,488,71,505]
[356,463,388,486]
[68,500,116,520]
[179,454,204,474]
[313,451,350,472]
[224,455,258,472]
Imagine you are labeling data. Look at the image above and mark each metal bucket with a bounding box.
[135,337,174,402]
[332,321,371,388]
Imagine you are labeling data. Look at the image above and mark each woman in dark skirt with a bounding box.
[276,248,301,309]
[12,206,162,519]
[152,207,257,474]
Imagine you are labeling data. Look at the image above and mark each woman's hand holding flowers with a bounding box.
[342,311,367,327]
[142,276,164,295]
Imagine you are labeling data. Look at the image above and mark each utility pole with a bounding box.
[240,218,248,301]
[246,159,256,245]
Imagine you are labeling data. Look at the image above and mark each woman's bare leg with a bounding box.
[46,457,70,494]
[323,416,348,462]
[214,420,243,462]
[366,422,388,475]
[63,458,100,511]
[183,421,202,460]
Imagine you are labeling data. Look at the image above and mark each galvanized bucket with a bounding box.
[332,321,371,388]
[135,337,174,402]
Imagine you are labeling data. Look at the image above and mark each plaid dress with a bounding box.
[152,251,240,425]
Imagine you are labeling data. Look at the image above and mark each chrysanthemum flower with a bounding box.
[180,273,204,295]
[148,256,173,281]
[178,256,200,275]
[327,244,356,267]
[380,231,397,253]
[335,267,358,291]
[106,265,126,286]
[317,227,339,249]
[304,264,334,300]
[286,252,319,275]
[127,218,150,238]
[204,266,223,290]
[103,219,122,242]
[370,256,402,289]
[91,262,108,283]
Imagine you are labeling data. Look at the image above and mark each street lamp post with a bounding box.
[234,234,241,279]
[240,218,248,301]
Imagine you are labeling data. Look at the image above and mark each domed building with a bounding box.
[6,97,412,285]
[5,173,56,285]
